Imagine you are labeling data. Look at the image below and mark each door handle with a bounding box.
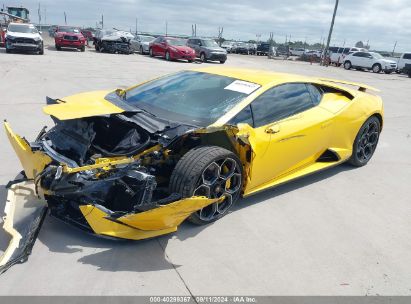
[265,124,280,134]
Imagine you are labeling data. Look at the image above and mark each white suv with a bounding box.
[343,51,397,74]
[5,23,44,54]
[397,52,411,72]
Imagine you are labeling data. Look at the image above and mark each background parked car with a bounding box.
[290,48,306,56]
[54,26,87,52]
[330,46,369,66]
[81,30,95,43]
[130,35,155,54]
[343,51,397,73]
[276,44,290,57]
[233,42,249,54]
[221,41,234,53]
[256,42,270,56]
[149,36,195,62]
[187,38,227,63]
[397,52,411,73]
[247,43,256,55]
[304,50,321,58]
[93,29,134,54]
[5,23,44,54]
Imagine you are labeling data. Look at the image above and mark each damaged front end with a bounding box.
[1,108,225,272]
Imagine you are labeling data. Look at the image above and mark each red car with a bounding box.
[54,26,87,52]
[149,36,195,62]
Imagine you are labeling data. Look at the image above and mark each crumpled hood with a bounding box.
[6,31,42,40]
[43,90,125,120]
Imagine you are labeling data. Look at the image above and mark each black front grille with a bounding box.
[15,37,35,44]
[63,35,79,41]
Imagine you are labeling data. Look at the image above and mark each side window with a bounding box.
[353,52,362,57]
[251,83,314,128]
[403,53,411,60]
[306,84,322,105]
[228,105,253,126]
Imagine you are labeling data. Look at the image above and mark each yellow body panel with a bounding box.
[4,122,52,179]
[43,90,124,120]
[117,197,223,230]
[79,196,221,239]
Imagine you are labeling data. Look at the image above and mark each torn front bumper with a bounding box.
[0,181,47,274]
[2,121,224,272]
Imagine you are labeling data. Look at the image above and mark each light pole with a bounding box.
[322,0,339,65]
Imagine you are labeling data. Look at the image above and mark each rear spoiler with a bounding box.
[318,78,380,92]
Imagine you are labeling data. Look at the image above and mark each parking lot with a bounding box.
[0,37,410,296]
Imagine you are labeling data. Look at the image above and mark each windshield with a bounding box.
[140,36,154,42]
[370,52,383,59]
[58,27,80,33]
[167,39,186,46]
[121,71,260,126]
[202,40,218,47]
[8,24,38,34]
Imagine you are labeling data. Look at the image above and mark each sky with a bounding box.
[5,0,411,52]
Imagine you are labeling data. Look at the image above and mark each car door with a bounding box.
[350,52,363,66]
[187,39,200,56]
[231,83,334,192]
[362,53,374,68]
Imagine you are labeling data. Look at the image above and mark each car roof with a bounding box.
[191,67,311,86]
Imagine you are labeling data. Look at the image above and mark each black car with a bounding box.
[256,43,270,56]
[234,42,249,54]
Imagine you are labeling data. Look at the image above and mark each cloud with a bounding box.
[19,0,410,51]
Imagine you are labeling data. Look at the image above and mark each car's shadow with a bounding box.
[0,163,354,273]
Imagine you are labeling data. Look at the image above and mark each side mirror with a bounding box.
[39,31,42,34]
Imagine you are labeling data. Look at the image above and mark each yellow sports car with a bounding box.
[1,67,383,273]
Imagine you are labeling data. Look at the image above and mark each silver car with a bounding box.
[130,35,155,54]
[187,38,227,63]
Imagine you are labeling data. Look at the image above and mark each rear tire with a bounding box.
[149,48,153,57]
[55,45,61,51]
[384,70,392,74]
[344,61,352,70]
[220,60,226,64]
[5,47,11,53]
[140,46,144,54]
[80,45,85,52]
[169,146,243,225]
[348,116,381,167]
[200,52,207,62]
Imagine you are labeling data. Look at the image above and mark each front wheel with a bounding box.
[384,70,392,74]
[348,116,381,167]
[140,46,144,54]
[220,60,226,64]
[149,48,154,57]
[200,53,207,62]
[169,146,243,225]
[80,45,85,52]
[5,47,11,53]
[165,51,171,61]
[372,64,382,73]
